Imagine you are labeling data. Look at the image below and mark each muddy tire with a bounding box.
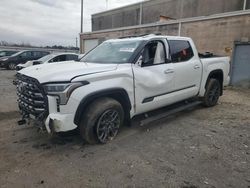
[203,78,221,107]
[79,97,124,144]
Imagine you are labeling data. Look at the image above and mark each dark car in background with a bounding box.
[0,50,19,58]
[0,50,50,70]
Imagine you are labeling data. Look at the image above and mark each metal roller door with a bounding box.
[84,39,99,53]
[231,43,250,87]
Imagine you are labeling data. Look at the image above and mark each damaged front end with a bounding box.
[15,73,48,129]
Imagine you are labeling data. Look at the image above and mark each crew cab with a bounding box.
[15,35,230,144]
[16,53,79,70]
[0,50,49,70]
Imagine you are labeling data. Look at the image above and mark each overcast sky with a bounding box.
[0,0,141,47]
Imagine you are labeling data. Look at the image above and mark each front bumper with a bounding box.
[16,73,80,133]
[0,61,7,68]
[43,95,79,133]
[45,113,77,133]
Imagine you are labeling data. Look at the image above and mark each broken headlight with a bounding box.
[43,82,85,105]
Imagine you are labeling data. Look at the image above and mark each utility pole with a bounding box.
[81,0,83,33]
[243,0,247,10]
[76,37,78,48]
[139,2,143,25]
[106,0,108,10]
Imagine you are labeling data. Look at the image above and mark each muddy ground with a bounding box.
[0,69,249,188]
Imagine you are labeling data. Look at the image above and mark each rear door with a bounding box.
[168,39,202,99]
[132,39,175,114]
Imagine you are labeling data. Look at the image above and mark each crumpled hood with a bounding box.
[18,61,118,83]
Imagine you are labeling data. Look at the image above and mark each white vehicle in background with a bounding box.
[15,35,230,144]
[16,53,79,70]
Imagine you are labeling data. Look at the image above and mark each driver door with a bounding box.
[132,39,175,114]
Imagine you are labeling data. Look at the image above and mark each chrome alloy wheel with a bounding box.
[96,109,121,143]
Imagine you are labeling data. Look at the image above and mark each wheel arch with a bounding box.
[205,69,224,95]
[74,88,132,126]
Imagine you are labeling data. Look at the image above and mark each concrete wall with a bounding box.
[181,15,250,55]
[92,0,248,31]
[81,14,250,56]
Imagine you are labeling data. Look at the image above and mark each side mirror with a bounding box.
[137,55,143,66]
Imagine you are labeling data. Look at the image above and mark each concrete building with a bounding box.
[91,0,249,31]
[80,0,250,87]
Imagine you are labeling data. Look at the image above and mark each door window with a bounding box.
[50,55,67,63]
[168,40,194,63]
[142,41,166,66]
[33,51,42,57]
[42,52,49,56]
[20,51,32,58]
[0,52,6,56]
[66,55,78,61]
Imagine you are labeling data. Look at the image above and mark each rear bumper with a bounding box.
[224,76,230,86]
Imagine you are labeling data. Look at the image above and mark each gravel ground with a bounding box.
[0,69,249,188]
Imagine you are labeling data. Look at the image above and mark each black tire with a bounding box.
[203,78,221,107]
[8,63,17,70]
[79,97,124,144]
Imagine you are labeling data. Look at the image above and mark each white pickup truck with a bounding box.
[15,35,230,144]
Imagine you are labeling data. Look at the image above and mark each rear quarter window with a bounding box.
[168,40,194,63]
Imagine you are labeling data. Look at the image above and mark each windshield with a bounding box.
[38,54,55,63]
[81,40,142,64]
[0,51,6,56]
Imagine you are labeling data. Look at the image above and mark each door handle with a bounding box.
[194,65,200,69]
[164,69,174,74]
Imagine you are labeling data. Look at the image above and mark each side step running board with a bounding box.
[140,101,202,126]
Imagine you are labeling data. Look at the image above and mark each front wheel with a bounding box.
[80,98,124,144]
[202,78,221,107]
[8,63,17,70]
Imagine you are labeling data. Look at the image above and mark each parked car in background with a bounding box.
[16,53,79,70]
[0,50,19,58]
[0,50,49,70]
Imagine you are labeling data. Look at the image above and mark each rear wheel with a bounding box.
[202,78,221,107]
[79,98,124,144]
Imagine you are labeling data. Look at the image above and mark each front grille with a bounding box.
[15,73,48,120]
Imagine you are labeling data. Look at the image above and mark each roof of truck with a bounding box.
[106,35,192,42]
